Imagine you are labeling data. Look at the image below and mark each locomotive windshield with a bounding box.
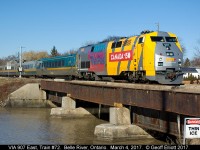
[151,36,165,42]
[165,37,177,42]
[151,36,177,42]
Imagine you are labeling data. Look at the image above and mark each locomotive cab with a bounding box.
[147,31,183,84]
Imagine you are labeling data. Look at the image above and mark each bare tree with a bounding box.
[194,39,200,58]
[191,58,200,67]
[0,58,5,66]
[0,55,18,65]
[81,41,96,47]
[102,35,125,42]
[191,39,200,67]
[81,35,125,48]
[178,37,187,58]
[23,50,49,61]
[35,51,49,60]
[62,49,78,56]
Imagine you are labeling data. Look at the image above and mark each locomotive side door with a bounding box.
[77,54,81,73]
[137,36,145,71]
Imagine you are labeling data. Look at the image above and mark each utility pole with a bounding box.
[19,46,25,78]
[156,22,160,32]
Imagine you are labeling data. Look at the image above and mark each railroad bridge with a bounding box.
[41,80,200,137]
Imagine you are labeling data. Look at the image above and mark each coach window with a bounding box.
[58,61,61,67]
[61,60,64,67]
[45,62,47,68]
[54,62,56,67]
[55,62,57,67]
[54,61,56,67]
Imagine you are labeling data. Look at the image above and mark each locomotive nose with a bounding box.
[163,43,171,50]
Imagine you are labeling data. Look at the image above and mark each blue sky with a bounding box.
[0,0,200,59]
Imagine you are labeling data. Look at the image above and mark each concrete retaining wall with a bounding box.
[7,83,48,107]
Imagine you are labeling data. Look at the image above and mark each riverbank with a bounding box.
[0,77,42,106]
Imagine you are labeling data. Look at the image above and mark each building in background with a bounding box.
[182,67,200,78]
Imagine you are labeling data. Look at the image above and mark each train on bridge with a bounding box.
[0,31,183,84]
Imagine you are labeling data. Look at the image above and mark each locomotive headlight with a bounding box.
[159,57,162,61]
[178,58,181,62]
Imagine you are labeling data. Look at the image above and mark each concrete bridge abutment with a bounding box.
[50,95,92,118]
[6,83,47,107]
[94,106,152,140]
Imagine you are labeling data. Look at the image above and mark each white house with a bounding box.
[182,67,199,78]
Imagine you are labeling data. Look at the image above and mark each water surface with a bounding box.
[0,108,165,144]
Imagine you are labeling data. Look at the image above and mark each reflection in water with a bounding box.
[0,108,165,144]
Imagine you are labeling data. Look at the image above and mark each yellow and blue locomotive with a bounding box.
[0,30,183,84]
[78,30,183,84]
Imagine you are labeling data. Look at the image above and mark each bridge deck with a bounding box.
[41,80,200,136]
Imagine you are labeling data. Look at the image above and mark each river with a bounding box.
[0,108,165,145]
